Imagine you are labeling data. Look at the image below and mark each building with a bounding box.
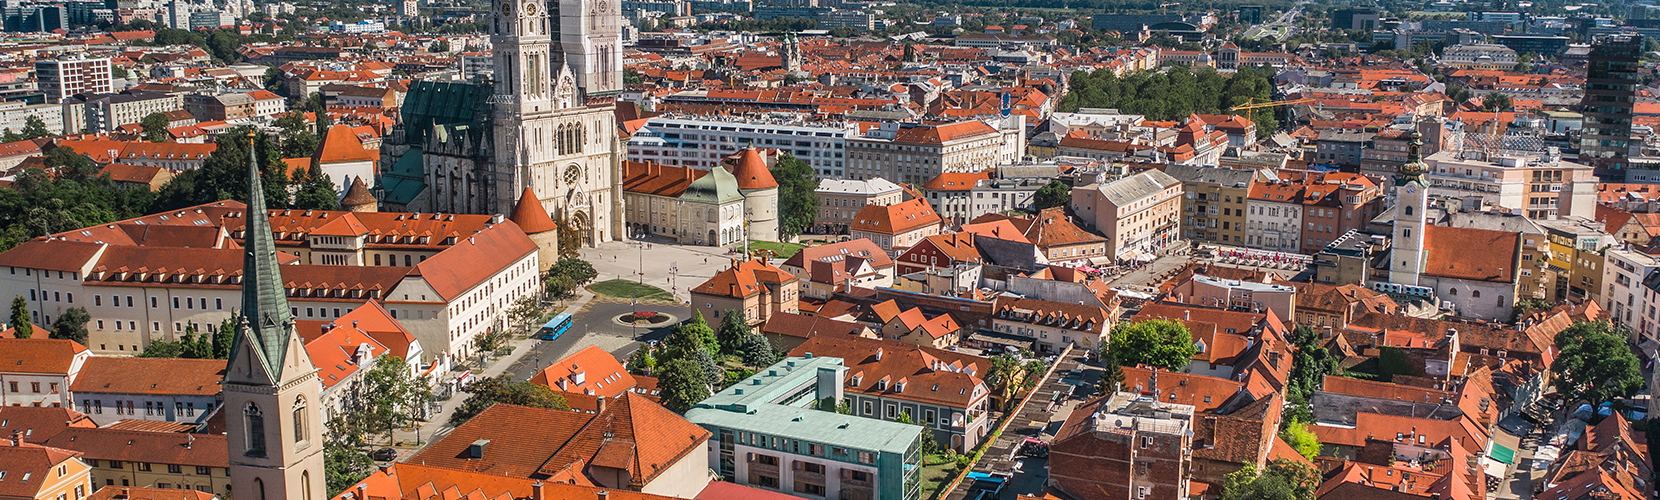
[1421,149,1596,220]
[779,238,897,299]
[0,102,66,137]
[406,395,711,498]
[850,198,942,256]
[529,345,657,399]
[330,462,703,500]
[1069,169,1183,261]
[0,440,92,500]
[35,54,111,104]
[1164,164,1261,247]
[312,124,379,194]
[0,339,91,408]
[65,90,185,135]
[1580,34,1642,179]
[1535,218,1614,303]
[919,171,991,226]
[1389,136,1524,320]
[816,8,874,30]
[990,296,1112,354]
[382,0,626,246]
[729,149,782,243]
[1051,392,1195,500]
[1492,34,1570,55]
[1440,43,1519,70]
[1244,180,1303,253]
[684,355,923,500]
[43,428,229,494]
[690,257,800,328]
[846,120,1007,184]
[1314,130,1373,170]
[1601,247,1660,347]
[220,134,326,500]
[626,116,858,179]
[759,313,873,353]
[788,336,991,452]
[620,161,746,246]
[67,357,222,426]
[814,177,902,234]
[1331,6,1380,30]
[966,176,1045,221]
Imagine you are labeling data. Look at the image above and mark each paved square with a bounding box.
[580,238,757,301]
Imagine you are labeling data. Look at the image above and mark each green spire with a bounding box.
[230,129,296,381]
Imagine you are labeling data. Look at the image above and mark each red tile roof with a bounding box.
[0,338,88,375]
[851,198,940,235]
[788,335,989,408]
[921,171,990,191]
[69,358,223,396]
[43,427,227,467]
[690,258,797,299]
[891,120,998,144]
[332,462,690,500]
[0,406,95,443]
[530,345,642,398]
[411,221,540,301]
[314,124,378,164]
[1422,225,1519,282]
[510,187,558,234]
[728,148,778,190]
[88,486,219,500]
[760,312,868,340]
[0,441,80,499]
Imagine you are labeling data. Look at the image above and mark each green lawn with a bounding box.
[748,240,806,259]
[917,454,961,500]
[587,279,676,302]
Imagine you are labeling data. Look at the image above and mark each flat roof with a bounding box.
[684,356,921,454]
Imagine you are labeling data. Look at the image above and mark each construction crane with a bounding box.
[1229,97,1315,112]
[1159,1,1180,14]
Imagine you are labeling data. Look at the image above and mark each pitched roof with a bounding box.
[760,312,868,340]
[333,462,690,500]
[509,187,558,234]
[88,486,220,500]
[890,120,998,144]
[0,406,96,444]
[342,177,377,206]
[0,339,88,375]
[411,221,540,301]
[314,124,378,164]
[1422,225,1519,282]
[690,258,797,299]
[782,238,895,270]
[921,171,991,191]
[851,198,940,235]
[530,345,641,398]
[1119,366,1246,413]
[0,441,80,499]
[788,335,988,408]
[622,161,709,198]
[69,357,223,396]
[728,149,778,190]
[42,427,227,467]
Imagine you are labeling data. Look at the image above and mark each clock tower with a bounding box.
[1389,131,1430,286]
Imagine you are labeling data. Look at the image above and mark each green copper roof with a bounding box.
[229,132,298,381]
[679,167,744,205]
[379,147,426,205]
[401,81,483,145]
[683,356,921,455]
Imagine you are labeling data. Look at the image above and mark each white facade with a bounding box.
[627,116,858,178]
[1603,247,1660,348]
[1244,198,1302,253]
[0,101,65,136]
[35,55,113,104]
[74,391,217,426]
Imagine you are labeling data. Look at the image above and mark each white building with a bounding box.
[0,101,65,137]
[1602,247,1660,349]
[627,115,858,179]
[68,357,222,425]
[0,339,90,409]
[1244,180,1304,253]
[35,54,112,104]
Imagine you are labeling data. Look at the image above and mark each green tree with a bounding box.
[1108,319,1198,371]
[690,343,724,387]
[49,307,89,344]
[740,334,779,368]
[292,165,340,211]
[274,111,319,158]
[657,358,712,413]
[137,338,184,358]
[364,356,425,443]
[894,412,941,454]
[212,315,236,359]
[20,116,50,139]
[670,310,719,357]
[324,442,374,497]
[1552,320,1643,411]
[429,40,450,52]
[1220,459,1321,500]
[626,345,657,375]
[549,257,598,285]
[140,112,171,143]
[153,127,291,211]
[1033,180,1071,211]
[9,296,31,338]
[773,153,819,238]
[717,310,751,355]
[448,376,570,425]
[1097,346,1126,395]
[1279,420,1321,460]
[557,219,581,259]
[1481,92,1514,112]
[544,274,577,299]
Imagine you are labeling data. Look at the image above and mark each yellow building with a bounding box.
[0,441,92,500]
[1537,218,1613,304]
[41,428,229,496]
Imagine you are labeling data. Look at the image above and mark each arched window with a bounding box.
[1448,288,1458,296]
[292,396,307,443]
[244,404,266,457]
[1404,205,1413,216]
[253,478,266,500]
[1471,290,1482,298]
[302,471,313,500]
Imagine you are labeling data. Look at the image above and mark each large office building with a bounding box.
[846,120,1019,184]
[685,355,923,500]
[626,115,858,178]
[34,54,112,104]
[1580,34,1642,179]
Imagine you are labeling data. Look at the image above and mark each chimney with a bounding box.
[1183,310,1190,321]
[597,395,608,413]
[10,430,20,446]
[597,491,609,499]
[532,482,547,500]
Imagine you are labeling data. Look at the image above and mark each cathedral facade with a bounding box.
[381,0,626,247]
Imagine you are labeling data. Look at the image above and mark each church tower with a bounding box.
[559,0,623,95]
[225,131,326,500]
[1389,131,1430,286]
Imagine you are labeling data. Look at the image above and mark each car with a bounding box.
[372,448,398,461]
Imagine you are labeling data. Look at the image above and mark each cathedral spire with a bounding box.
[231,129,296,381]
[1397,130,1427,186]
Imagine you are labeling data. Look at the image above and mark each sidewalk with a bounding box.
[389,290,599,453]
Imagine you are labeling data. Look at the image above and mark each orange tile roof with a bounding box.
[530,345,641,398]
[0,441,80,499]
[314,124,378,164]
[728,148,778,189]
[43,427,226,467]
[1423,225,1519,282]
[690,258,797,299]
[69,357,223,396]
[921,171,990,191]
[412,222,540,301]
[891,120,998,144]
[788,335,989,408]
[1119,366,1244,413]
[851,198,940,235]
[0,338,88,374]
[510,187,558,234]
[0,406,95,443]
[333,462,691,500]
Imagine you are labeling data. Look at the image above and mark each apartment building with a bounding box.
[850,198,942,256]
[779,238,897,299]
[690,257,800,328]
[1244,180,1303,253]
[920,171,991,226]
[1441,43,1519,70]
[1052,392,1195,500]
[627,115,858,178]
[68,357,222,426]
[64,90,185,134]
[1600,246,1660,348]
[0,101,65,136]
[814,177,903,234]
[0,441,92,500]
[35,54,112,104]
[44,428,230,495]
[1164,164,1262,247]
[0,339,91,408]
[789,336,992,453]
[846,120,1006,184]
[0,202,543,366]
[1423,150,1597,220]
[1069,170,1183,260]
[990,296,1112,354]
[685,355,923,500]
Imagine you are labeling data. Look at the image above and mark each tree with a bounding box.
[9,296,31,338]
[274,111,318,159]
[429,40,450,52]
[140,112,171,143]
[1220,459,1321,500]
[557,219,581,258]
[212,315,236,359]
[1108,319,1198,371]
[1481,92,1514,112]
[717,310,751,355]
[740,334,779,367]
[1279,420,1321,460]
[448,376,569,425]
[773,153,819,238]
[324,442,374,497]
[1033,180,1071,211]
[657,358,711,413]
[626,345,657,375]
[292,165,340,211]
[364,356,425,443]
[20,116,50,139]
[690,343,724,387]
[670,311,719,358]
[1552,320,1642,411]
[894,412,941,455]
[549,257,597,285]
[543,274,577,299]
[1097,346,1126,395]
[153,127,291,211]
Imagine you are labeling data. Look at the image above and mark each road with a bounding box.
[583,236,751,302]
[497,298,688,382]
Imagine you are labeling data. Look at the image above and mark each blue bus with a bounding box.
[539,313,573,340]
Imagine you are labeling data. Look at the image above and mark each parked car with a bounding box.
[372,448,398,461]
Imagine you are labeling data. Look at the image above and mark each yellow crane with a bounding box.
[1229,97,1315,111]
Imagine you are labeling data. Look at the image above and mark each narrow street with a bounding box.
[944,349,1096,500]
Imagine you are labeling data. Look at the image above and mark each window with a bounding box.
[245,404,266,457]
[858,452,875,464]
[196,466,210,475]
[137,463,151,472]
[293,396,307,443]
[167,464,182,474]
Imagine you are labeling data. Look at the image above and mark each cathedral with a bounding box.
[378,0,627,247]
